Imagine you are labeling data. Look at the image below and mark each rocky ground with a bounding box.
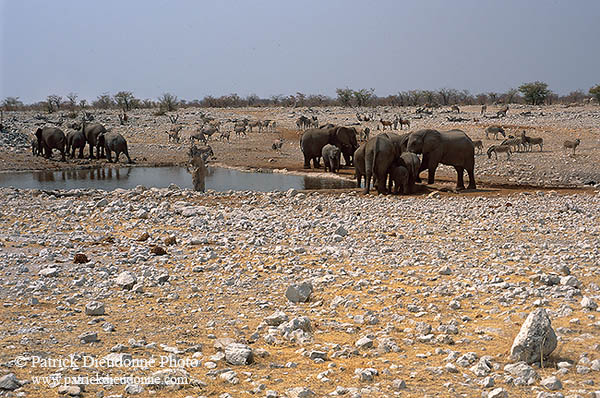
[1,104,600,187]
[0,186,599,398]
[1,105,600,398]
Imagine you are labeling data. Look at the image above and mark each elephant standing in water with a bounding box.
[407,129,476,190]
[35,127,66,161]
[300,125,358,169]
[364,133,404,194]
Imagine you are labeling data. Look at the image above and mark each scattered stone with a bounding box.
[79,331,99,344]
[510,308,557,364]
[85,301,105,316]
[540,376,562,391]
[150,245,167,256]
[487,388,508,398]
[264,311,288,326]
[164,236,177,246]
[0,373,22,391]
[285,282,313,303]
[115,271,137,290]
[58,385,81,396]
[73,253,89,263]
[137,232,150,241]
[581,297,598,310]
[286,387,315,398]
[39,267,59,277]
[225,343,254,365]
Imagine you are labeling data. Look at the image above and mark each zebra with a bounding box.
[487,144,512,160]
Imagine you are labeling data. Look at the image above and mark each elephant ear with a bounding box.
[35,128,42,138]
[422,130,442,155]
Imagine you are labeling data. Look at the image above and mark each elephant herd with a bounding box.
[32,121,132,164]
[300,126,477,194]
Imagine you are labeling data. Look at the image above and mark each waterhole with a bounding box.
[0,166,356,192]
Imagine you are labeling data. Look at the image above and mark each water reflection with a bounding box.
[0,166,355,192]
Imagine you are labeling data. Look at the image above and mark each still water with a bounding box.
[0,166,356,192]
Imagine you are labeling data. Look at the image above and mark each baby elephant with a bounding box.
[389,165,409,194]
[99,132,133,163]
[321,144,341,173]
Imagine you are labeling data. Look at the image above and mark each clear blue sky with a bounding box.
[1,0,599,103]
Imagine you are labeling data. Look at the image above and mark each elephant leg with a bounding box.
[427,164,438,185]
[454,166,465,190]
[363,173,371,194]
[89,143,96,159]
[303,154,311,169]
[467,168,476,190]
[124,149,133,164]
[78,147,84,159]
[106,150,113,163]
[313,157,321,168]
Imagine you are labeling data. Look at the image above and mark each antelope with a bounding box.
[487,144,512,160]
[480,104,487,115]
[472,140,483,154]
[272,138,283,150]
[451,105,460,113]
[310,116,318,128]
[563,139,581,154]
[166,125,183,143]
[380,118,394,130]
[399,118,410,130]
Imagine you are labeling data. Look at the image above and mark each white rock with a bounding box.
[510,309,557,364]
[285,282,313,303]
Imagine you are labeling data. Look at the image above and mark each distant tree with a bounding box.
[562,90,585,104]
[487,92,498,103]
[475,93,488,105]
[407,90,423,106]
[246,94,259,106]
[93,93,115,109]
[422,90,436,105]
[437,88,458,105]
[353,88,375,107]
[114,91,136,111]
[503,88,519,104]
[336,88,353,106]
[158,93,178,111]
[46,95,62,113]
[66,92,78,110]
[79,99,87,109]
[589,85,600,104]
[519,81,551,105]
[270,95,284,105]
[1,97,23,111]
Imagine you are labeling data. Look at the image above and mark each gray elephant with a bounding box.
[35,127,66,161]
[66,130,87,159]
[321,144,341,173]
[364,133,403,194]
[77,121,107,159]
[397,152,421,193]
[98,132,133,163]
[407,129,476,190]
[31,137,40,156]
[300,125,358,169]
[389,165,409,194]
[353,143,366,188]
